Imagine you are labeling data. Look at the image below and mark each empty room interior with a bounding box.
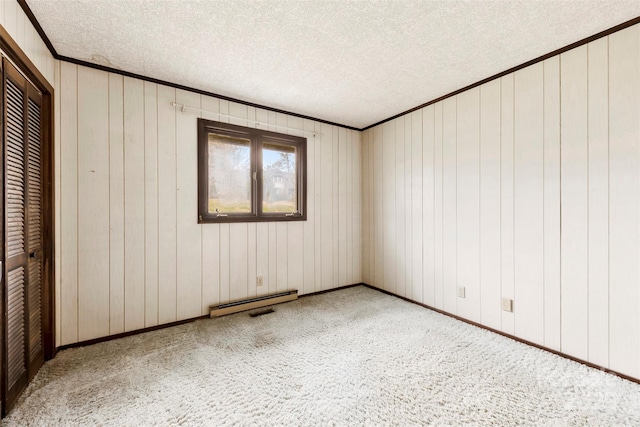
[2,0,640,424]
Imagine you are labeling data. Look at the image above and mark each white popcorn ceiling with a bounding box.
[26,0,640,129]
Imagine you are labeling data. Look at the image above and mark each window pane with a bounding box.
[262,143,297,213]
[208,134,251,213]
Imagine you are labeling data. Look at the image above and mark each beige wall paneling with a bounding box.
[175,89,201,318]
[123,77,145,331]
[404,116,413,300]
[543,56,561,351]
[332,126,340,289]
[338,127,348,287]
[586,37,609,367]
[0,0,6,30]
[514,63,545,345]
[422,105,436,307]
[561,45,589,359]
[320,123,334,290]
[144,81,159,327]
[433,102,444,310]
[313,121,322,292]
[395,117,406,297]
[353,130,362,283]
[396,114,416,298]
[345,129,353,286]
[302,119,316,294]
[609,26,640,377]
[456,87,481,322]
[412,110,424,303]
[77,66,110,341]
[3,1,17,49]
[59,62,78,345]
[382,120,396,293]
[361,130,370,284]
[442,97,457,314]
[479,79,502,331]
[500,74,515,335]
[286,116,304,293]
[108,74,125,334]
[54,60,61,345]
[157,85,178,324]
[373,126,384,289]
[228,102,249,301]
[200,96,222,310]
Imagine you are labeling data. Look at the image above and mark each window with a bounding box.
[198,118,306,223]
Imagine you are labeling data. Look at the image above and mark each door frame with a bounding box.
[0,22,55,405]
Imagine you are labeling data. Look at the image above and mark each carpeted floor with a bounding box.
[3,285,640,426]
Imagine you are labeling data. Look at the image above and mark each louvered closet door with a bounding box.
[3,59,44,412]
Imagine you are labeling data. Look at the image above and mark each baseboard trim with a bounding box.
[56,283,364,351]
[362,283,640,385]
[56,316,210,351]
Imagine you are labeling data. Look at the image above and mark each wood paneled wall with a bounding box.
[54,63,362,346]
[0,0,54,85]
[362,23,640,380]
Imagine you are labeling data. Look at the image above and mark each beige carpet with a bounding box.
[4,286,640,426]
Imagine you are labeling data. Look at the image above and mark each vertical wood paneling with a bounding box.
[123,77,145,332]
[395,117,405,297]
[303,119,316,293]
[144,82,159,327]
[338,128,348,287]
[433,102,444,310]
[424,105,436,307]
[456,88,480,322]
[353,130,362,283]
[346,130,354,286]
[609,26,640,377]
[361,131,371,284]
[442,97,457,314]
[500,74,515,335]
[256,222,269,297]
[404,116,413,300]
[157,85,178,323]
[314,121,323,291]
[373,126,384,288]
[108,73,125,334]
[543,56,561,351]
[77,66,110,341]
[561,46,589,359]
[60,62,78,345]
[175,89,201,319]
[479,79,502,330]
[412,110,424,304]
[332,126,340,288]
[383,121,396,293]
[320,123,333,290]
[587,37,609,367]
[514,63,545,345]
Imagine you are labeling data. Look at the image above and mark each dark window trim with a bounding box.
[198,119,307,224]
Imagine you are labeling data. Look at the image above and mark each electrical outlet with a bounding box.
[458,287,466,298]
[257,276,264,287]
[502,298,513,312]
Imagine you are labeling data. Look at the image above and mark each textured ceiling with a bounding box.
[26,0,640,129]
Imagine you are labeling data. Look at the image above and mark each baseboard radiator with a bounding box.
[209,290,298,318]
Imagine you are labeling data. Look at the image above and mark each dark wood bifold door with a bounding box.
[2,58,44,414]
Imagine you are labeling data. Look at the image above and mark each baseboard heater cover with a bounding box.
[209,290,298,318]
